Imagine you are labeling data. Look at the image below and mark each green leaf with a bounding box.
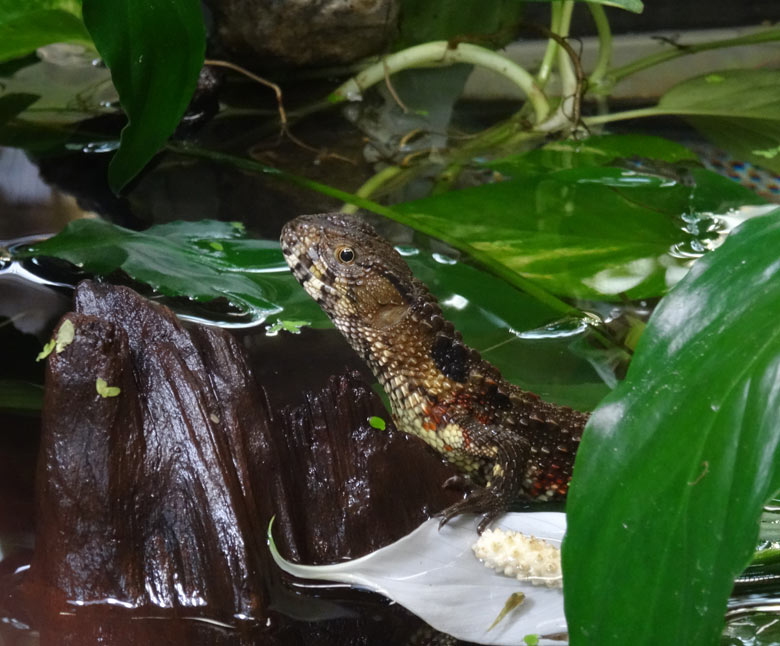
[658,70,780,174]
[19,218,322,326]
[396,135,768,302]
[265,318,309,336]
[82,0,205,192]
[563,209,780,646]
[95,377,120,398]
[487,134,698,176]
[0,379,44,412]
[368,416,386,431]
[55,318,74,352]
[36,338,55,362]
[0,0,91,63]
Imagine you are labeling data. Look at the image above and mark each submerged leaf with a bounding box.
[269,513,567,646]
[563,209,780,645]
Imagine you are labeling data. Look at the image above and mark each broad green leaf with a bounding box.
[562,209,780,646]
[269,513,567,645]
[396,135,768,301]
[658,70,780,174]
[0,0,91,63]
[0,379,44,412]
[18,218,321,326]
[659,70,780,120]
[82,0,205,192]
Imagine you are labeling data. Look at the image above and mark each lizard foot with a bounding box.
[438,487,505,533]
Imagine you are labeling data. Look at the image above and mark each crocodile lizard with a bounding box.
[280,213,588,531]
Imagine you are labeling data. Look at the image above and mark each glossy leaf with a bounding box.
[0,0,91,63]
[396,135,768,301]
[658,70,780,174]
[563,209,780,646]
[19,218,321,326]
[82,0,205,192]
[270,513,567,646]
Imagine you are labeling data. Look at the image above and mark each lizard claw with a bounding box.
[438,487,504,533]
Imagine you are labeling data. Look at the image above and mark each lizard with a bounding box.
[280,213,589,531]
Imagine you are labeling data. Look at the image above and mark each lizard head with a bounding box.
[281,213,418,335]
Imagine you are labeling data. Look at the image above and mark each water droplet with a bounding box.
[394,245,419,257]
[441,294,468,310]
[432,252,457,265]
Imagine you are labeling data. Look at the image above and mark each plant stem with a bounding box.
[610,27,780,82]
[329,41,550,124]
[342,165,403,214]
[587,3,612,90]
[537,1,578,132]
[537,2,562,88]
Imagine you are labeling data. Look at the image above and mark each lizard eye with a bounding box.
[336,246,355,264]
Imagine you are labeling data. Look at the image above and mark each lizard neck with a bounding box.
[336,289,479,407]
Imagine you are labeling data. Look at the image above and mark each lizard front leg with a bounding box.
[437,416,531,533]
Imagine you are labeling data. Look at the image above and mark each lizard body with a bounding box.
[281,213,588,530]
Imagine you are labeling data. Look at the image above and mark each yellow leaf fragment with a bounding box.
[96,377,121,398]
[36,339,56,362]
[55,319,75,353]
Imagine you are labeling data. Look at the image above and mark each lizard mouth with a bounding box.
[280,220,341,303]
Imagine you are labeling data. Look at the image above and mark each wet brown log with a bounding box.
[27,280,461,628]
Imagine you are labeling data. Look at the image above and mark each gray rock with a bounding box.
[206,0,400,67]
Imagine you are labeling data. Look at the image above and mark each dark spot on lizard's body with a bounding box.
[431,334,469,383]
